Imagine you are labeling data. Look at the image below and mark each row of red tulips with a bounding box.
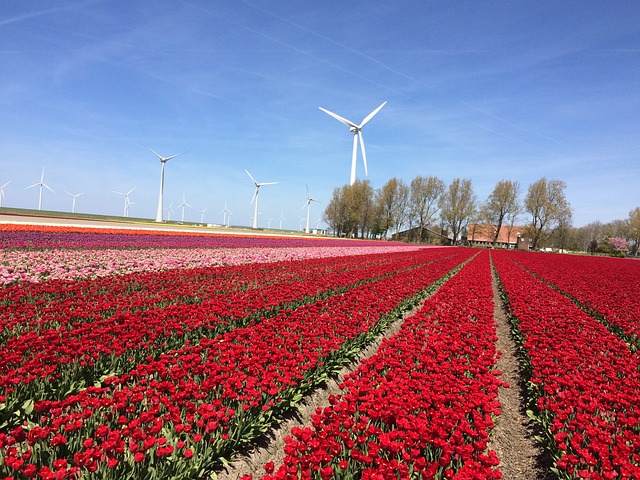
[492,251,640,479]
[1,250,451,431]
[1,248,471,479]
[248,250,503,480]
[500,250,640,348]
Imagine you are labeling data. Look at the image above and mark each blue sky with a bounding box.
[1,1,638,228]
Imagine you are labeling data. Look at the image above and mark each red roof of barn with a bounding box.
[467,224,527,244]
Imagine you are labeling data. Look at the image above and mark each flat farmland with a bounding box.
[1,224,639,479]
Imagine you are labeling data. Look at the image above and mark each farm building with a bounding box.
[467,224,531,250]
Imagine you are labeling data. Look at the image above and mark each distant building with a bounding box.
[467,224,531,250]
[391,226,450,244]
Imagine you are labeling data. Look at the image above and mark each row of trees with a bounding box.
[322,175,639,255]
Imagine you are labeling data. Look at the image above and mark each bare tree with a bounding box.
[480,180,520,246]
[524,177,572,250]
[440,178,477,245]
[323,185,349,236]
[409,175,445,242]
[376,177,409,238]
[346,180,375,239]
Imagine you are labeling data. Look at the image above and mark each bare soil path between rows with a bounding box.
[489,265,547,479]
[215,260,547,479]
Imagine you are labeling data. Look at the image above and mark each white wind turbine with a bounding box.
[178,193,191,222]
[302,185,320,234]
[0,181,11,207]
[319,101,387,185]
[245,169,277,229]
[26,168,54,210]
[167,203,174,221]
[113,187,135,217]
[278,210,286,229]
[221,201,232,227]
[65,191,84,213]
[144,144,185,223]
[200,208,207,224]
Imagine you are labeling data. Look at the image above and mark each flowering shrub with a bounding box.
[493,251,640,479]
[606,237,628,254]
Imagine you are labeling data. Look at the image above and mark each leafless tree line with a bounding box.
[322,175,639,255]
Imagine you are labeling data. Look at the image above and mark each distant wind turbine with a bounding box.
[144,144,185,223]
[0,180,11,207]
[65,191,84,213]
[200,207,207,224]
[113,187,135,217]
[319,101,387,185]
[245,169,277,229]
[278,210,286,229]
[178,193,191,222]
[221,201,232,227]
[167,203,174,221]
[25,168,54,211]
[302,185,320,234]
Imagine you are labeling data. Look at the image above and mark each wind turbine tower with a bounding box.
[0,181,11,208]
[302,185,319,234]
[65,191,84,213]
[178,193,191,222]
[245,169,277,229]
[25,168,54,211]
[221,201,232,227]
[113,187,135,217]
[278,211,286,230]
[319,101,387,185]
[144,145,184,223]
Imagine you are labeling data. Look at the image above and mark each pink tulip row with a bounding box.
[0,245,426,284]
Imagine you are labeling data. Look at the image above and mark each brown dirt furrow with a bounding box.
[490,264,547,479]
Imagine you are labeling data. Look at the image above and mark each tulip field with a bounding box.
[1,224,639,479]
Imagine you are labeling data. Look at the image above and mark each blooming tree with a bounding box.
[607,236,628,253]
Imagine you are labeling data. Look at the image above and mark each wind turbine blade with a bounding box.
[127,186,136,195]
[359,101,387,128]
[1,181,11,189]
[245,169,258,185]
[25,184,39,190]
[43,184,54,193]
[163,152,184,162]
[251,187,258,204]
[142,143,164,160]
[319,107,358,129]
[259,181,278,186]
[358,131,368,176]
